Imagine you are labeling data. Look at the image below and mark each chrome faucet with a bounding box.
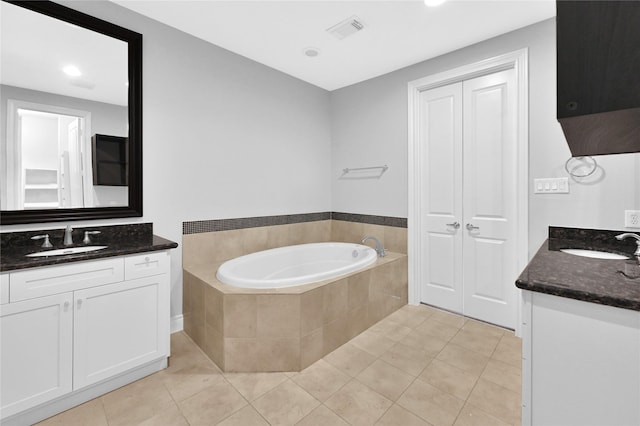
[64,225,74,246]
[615,233,640,263]
[362,235,386,258]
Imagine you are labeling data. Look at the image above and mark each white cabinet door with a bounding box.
[73,275,169,389]
[0,293,73,417]
[526,292,640,426]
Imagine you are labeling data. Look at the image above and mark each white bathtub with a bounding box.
[216,242,377,289]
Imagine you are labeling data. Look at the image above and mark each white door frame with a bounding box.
[6,99,93,209]
[407,49,529,335]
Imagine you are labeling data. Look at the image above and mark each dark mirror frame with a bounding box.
[0,0,142,225]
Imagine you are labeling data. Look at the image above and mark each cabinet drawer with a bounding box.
[124,251,169,280]
[1,274,8,305]
[10,258,124,302]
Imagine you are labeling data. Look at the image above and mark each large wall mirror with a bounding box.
[0,0,142,225]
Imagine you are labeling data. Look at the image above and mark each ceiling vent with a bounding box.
[326,16,365,40]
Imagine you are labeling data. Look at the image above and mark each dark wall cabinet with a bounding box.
[92,134,128,186]
[556,0,640,156]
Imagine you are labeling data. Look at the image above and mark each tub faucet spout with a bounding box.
[362,236,386,258]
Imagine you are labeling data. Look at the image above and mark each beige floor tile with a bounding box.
[369,318,413,342]
[491,333,522,368]
[429,309,467,329]
[375,404,433,426]
[178,380,248,425]
[387,305,434,329]
[461,319,505,340]
[397,380,464,426]
[418,359,479,400]
[32,309,524,426]
[449,328,502,357]
[324,343,377,377]
[415,319,461,341]
[350,329,397,357]
[137,406,190,426]
[466,379,521,425]
[356,359,415,401]
[325,380,393,426]
[295,405,349,426]
[35,398,107,426]
[453,403,510,426]
[167,331,217,373]
[380,342,433,377]
[252,380,320,426]
[436,343,489,376]
[399,330,449,357]
[481,359,521,394]
[100,373,177,426]
[217,405,270,426]
[162,363,225,402]
[224,372,289,401]
[291,360,351,402]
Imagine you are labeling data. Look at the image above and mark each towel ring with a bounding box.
[565,156,597,178]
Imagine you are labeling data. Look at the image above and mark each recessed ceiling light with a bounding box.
[303,47,320,58]
[63,65,82,77]
[424,0,447,6]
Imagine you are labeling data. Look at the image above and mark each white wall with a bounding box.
[3,6,638,327]
[0,1,332,326]
[330,18,640,257]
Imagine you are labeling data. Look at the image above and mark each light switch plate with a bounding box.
[534,178,569,194]
[625,210,640,228]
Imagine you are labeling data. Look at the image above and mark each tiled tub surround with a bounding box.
[182,218,408,372]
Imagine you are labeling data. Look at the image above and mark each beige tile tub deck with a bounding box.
[183,251,408,372]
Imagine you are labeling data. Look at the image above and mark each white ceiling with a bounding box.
[113,0,556,91]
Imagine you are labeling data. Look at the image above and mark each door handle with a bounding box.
[466,223,479,231]
[446,222,460,229]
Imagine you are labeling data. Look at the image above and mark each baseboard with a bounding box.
[170,314,183,333]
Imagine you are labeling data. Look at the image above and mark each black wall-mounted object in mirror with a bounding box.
[92,134,128,187]
[0,0,142,225]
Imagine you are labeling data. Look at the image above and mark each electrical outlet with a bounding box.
[625,210,640,228]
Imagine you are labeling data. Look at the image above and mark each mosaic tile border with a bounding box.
[331,212,407,228]
[182,212,406,234]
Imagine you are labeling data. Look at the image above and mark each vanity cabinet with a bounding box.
[521,291,640,426]
[0,251,170,422]
[0,293,73,417]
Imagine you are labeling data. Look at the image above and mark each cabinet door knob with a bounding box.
[77,299,83,309]
[446,222,461,229]
[64,301,70,311]
[466,223,479,231]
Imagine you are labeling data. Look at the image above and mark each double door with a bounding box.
[420,69,518,329]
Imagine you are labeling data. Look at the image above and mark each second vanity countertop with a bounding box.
[516,227,640,312]
[1,223,178,272]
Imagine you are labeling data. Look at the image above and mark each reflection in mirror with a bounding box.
[1,1,129,212]
[0,0,142,224]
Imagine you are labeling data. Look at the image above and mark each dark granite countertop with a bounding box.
[516,227,640,311]
[1,223,178,272]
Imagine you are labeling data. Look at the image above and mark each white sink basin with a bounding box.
[26,246,108,257]
[560,249,629,260]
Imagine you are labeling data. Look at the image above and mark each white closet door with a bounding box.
[419,82,463,313]
[462,69,518,329]
[418,68,518,330]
